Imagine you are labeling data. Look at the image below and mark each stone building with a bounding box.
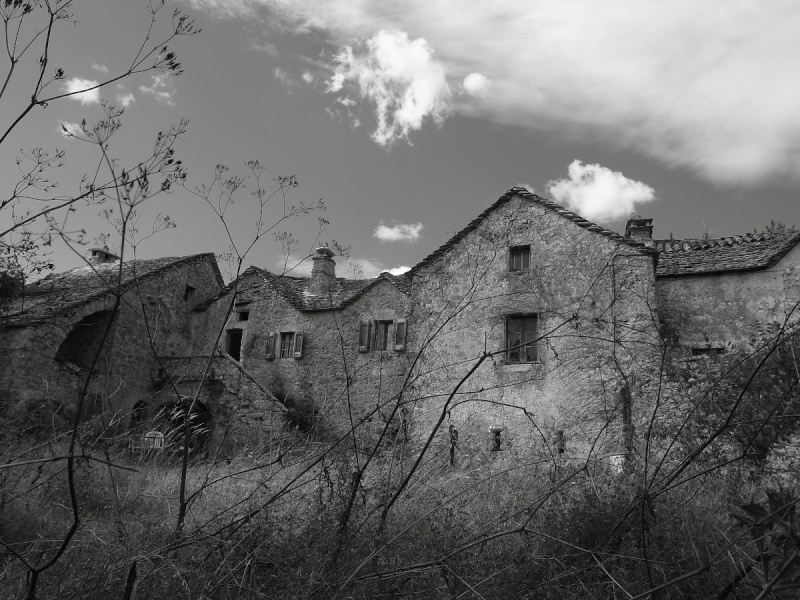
[0,250,223,436]
[655,231,800,352]
[4,187,800,462]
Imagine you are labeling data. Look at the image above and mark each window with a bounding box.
[266,331,303,359]
[505,315,539,363]
[183,285,196,302]
[227,329,243,361]
[359,319,408,352]
[238,311,249,321]
[509,245,530,271]
[373,320,391,351]
[280,332,294,358]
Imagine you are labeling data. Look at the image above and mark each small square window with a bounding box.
[509,246,530,271]
[238,311,249,321]
[506,314,538,363]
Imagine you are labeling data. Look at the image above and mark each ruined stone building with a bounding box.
[3,187,800,460]
[0,249,223,433]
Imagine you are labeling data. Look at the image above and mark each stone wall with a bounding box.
[188,270,413,446]
[0,256,222,436]
[407,196,660,461]
[656,244,800,352]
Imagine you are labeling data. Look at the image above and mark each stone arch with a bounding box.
[54,309,116,370]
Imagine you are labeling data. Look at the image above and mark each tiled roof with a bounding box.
[655,232,800,276]
[407,187,655,277]
[2,254,223,327]
[198,266,411,313]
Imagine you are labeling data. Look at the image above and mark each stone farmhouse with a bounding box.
[3,187,800,461]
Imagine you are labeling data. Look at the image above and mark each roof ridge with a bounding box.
[406,187,653,277]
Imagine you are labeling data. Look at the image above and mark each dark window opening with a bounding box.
[691,347,724,357]
[227,329,243,361]
[183,285,195,302]
[280,332,294,358]
[238,311,249,321]
[506,314,539,363]
[55,309,116,370]
[509,245,531,271]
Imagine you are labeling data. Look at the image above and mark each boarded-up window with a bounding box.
[373,320,391,351]
[266,332,277,360]
[506,315,538,363]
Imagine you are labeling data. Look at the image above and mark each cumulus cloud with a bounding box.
[346,258,411,278]
[91,62,109,74]
[327,30,451,146]
[64,78,100,105]
[547,160,655,222]
[374,221,424,242]
[115,85,135,107]
[462,72,488,97]
[139,74,176,106]
[301,71,314,84]
[187,0,800,185]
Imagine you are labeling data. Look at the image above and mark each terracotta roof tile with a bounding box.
[655,232,800,276]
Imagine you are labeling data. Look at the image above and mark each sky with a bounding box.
[2,0,800,280]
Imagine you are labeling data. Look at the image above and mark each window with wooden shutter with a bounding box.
[279,332,294,358]
[292,331,304,358]
[373,321,391,351]
[358,320,371,352]
[265,332,277,360]
[394,318,407,352]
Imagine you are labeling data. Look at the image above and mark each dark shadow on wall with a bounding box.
[54,309,116,370]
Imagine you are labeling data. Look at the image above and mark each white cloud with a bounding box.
[60,121,83,137]
[276,254,408,279]
[387,265,411,276]
[139,74,176,106]
[187,0,800,185]
[547,160,655,222]
[116,85,135,107]
[462,72,488,97]
[374,221,423,242]
[64,78,100,105]
[345,258,410,279]
[327,30,451,146]
[249,40,279,56]
[301,71,314,84]
[91,62,109,74]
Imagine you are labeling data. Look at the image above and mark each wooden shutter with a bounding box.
[358,320,371,352]
[393,318,407,352]
[292,331,304,358]
[265,332,277,360]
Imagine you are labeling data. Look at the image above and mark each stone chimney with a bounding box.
[87,246,120,265]
[625,218,654,244]
[308,246,336,295]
